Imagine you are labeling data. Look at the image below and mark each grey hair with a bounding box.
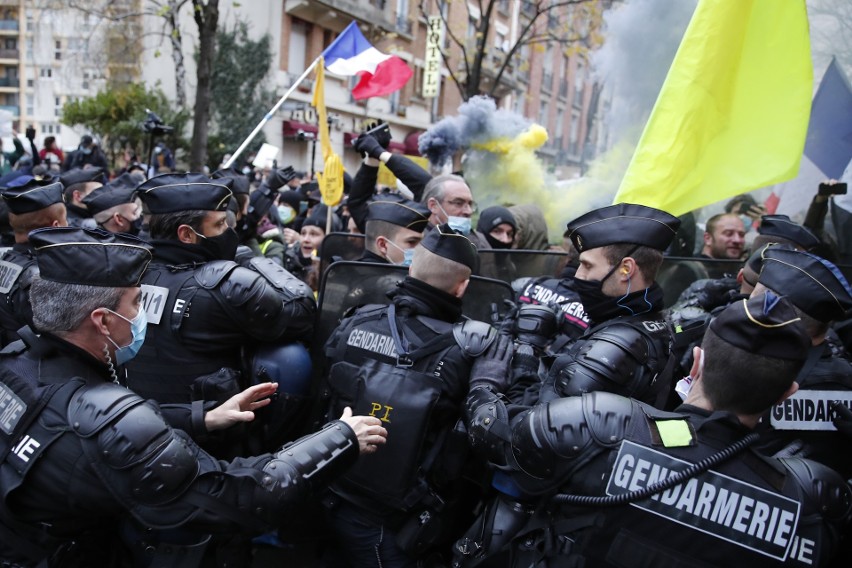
[421,174,466,205]
[30,277,125,333]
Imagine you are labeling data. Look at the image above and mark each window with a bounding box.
[40,68,52,78]
[288,19,309,75]
[26,78,33,88]
[539,99,549,126]
[26,14,33,32]
[54,96,61,117]
[574,59,585,106]
[25,94,33,116]
[555,108,564,147]
[396,0,410,33]
[569,110,581,155]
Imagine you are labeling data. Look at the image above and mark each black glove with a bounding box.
[511,344,539,380]
[25,126,36,141]
[266,166,297,191]
[364,121,392,149]
[470,333,514,393]
[354,134,385,160]
[832,402,852,440]
[696,278,738,311]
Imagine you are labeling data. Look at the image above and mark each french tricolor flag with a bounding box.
[323,21,413,100]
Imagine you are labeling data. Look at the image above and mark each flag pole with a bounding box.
[224,56,322,169]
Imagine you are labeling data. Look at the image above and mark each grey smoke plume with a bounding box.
[419,96,530,166]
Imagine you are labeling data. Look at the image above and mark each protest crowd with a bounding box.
[2,2,852,566]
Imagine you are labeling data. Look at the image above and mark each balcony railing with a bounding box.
[0,77,17,87]
[0,20,18,31]
[0,105,18,116]
[0,48,18,59]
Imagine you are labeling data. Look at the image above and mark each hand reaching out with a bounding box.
[204,382,278,432]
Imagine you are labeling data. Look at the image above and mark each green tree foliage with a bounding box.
[207,20,274,170]
[61,83,189,171]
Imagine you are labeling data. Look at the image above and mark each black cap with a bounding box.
[278,189,304,210]
[29,227,152,287]
[135,173,232,214]
[1,176,65,214]
[757,215,820,250]
[710,293,809,361]
[565,203,681,253]
[420,224,477,270]
[80,135,94,147]
[80,173,139,216]
[741,243,795,287]
[302,205,341,233]
[367,194,430,231]
[60,167,105,189]
[757,247,852,323]
[476,206,517,234]
[212,168,250,196]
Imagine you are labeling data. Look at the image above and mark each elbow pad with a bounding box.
[253,420,359,516]
[465,386,511,465]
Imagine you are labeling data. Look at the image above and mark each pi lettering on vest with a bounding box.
[771,390,852,431]
[606,440,801,561]
[11,434,40,463]
[368,402,393,423]
[0,380,26,434]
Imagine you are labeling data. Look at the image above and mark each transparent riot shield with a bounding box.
[476,249,569,283]
[318,232,365,275]
[314,261,515,349]
[658,257,745,308]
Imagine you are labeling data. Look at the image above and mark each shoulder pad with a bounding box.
[248,256,312,299]
[68,383,147,438]
[511,276,534,297]
[0,338,26,356]
[781,457,852,523]
[453,319,496,357]
[194,260,239,289]
[583,391,636,447]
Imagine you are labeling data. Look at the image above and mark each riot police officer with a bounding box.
[0,176,67,345]
[58,167,104,229]
[80,173,144,236]
[534,203,681,407]
[751,246,852,479]
[459,294,851,567]
[124,173,316,455]
[323,224,512,567]
[358,194,430,265]
[0,227,387,567]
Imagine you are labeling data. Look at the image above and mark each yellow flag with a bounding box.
[614,0,812,216]
[312,56,343,206]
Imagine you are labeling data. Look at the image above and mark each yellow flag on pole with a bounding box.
[312,56,343,207]
[613,0,812,216]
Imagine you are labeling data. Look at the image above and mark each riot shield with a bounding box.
[476,249,569,283]
[657,257,744,308]
[314,261,515,349]
[318,232,365,275]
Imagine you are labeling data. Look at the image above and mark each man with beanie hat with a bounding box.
[0,176,67,345]
[476,205,517,250]
[0,226,387,567]
[458,294,851,567]
[125,173,316,458]
[322,224,513,567]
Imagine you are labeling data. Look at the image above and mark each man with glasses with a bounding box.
[421,174,491,249]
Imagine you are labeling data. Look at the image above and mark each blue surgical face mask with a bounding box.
[438,203,471,235]
[105,308,147,365]
[278,205,295,224]
[385,239,415,267]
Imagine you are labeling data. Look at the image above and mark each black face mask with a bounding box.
[123,215,143,236]
[196,228,239,261]
[573,263,622,323]
[485,233,513,250]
